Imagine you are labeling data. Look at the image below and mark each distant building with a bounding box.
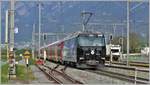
[141,47,150,56]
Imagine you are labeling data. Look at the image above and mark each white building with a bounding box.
[141,47,150,56]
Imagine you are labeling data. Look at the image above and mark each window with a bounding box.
[78,34,105,46]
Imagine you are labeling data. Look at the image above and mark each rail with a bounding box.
[105,65,149,72]
[43,65,83,84]
[36,64,83,84]
[36,64,62,84]
[87,69,149,84]
[90,65,150,84]
[105,61,149,67]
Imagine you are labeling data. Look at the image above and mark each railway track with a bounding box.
[37,59,149,84]
[105,61,149,67]
[36,64,83,84]
[87,65,149,84]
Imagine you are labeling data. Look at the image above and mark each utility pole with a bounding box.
[32,24,35,59]
[10,0,15,51]
[0,1,1,61]
[113,24,116,38]
[8,0,16,78]
[38,1,41,59]
[149,0,150,83]
[43,33,47,62]
[57,1,62,41]
[121,28,124,59]
[126,0,130,66]
[5,10,9,60]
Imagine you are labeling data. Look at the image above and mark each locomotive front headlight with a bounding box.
[79,57,84,60]
[96,53,100,55]
[91,50,95,55]
[86,53,90,55]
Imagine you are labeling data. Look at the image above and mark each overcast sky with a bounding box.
[1,1,149,44]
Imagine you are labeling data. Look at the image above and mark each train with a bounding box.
[40,31,106,68]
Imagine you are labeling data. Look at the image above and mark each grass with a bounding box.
[127,55,149,62]
[16,65,36,81]
[1,63,9,84]
[1,64,35,84]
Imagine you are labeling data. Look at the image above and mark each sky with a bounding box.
[1,1,149,45]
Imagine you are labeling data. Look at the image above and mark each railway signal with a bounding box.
[23,50,31,83]
[24,50,31,59]
[23,50,31,67]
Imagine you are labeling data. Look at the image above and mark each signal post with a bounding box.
[23,50,31,83]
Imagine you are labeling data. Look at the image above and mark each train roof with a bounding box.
[40,31,104,49]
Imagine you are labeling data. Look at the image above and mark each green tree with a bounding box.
[111,32,143,53]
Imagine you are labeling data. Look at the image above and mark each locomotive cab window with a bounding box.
[77,34,105,46]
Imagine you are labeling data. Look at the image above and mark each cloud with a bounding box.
[15,18,19,23]
[45,2,53,5]
[48,18,58,23]
[51,5,58,10]
[28,2,35,8]
[17,7,28,16]
[102,11,111,16]
[68,5,73,8]
[15,2,25,10]
[25,24,30,28]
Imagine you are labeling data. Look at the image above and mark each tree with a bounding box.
[111,32,142,53]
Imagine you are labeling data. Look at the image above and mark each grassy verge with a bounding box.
[16,65,36,81]
[1,64,35,84]
[1,63,9,84]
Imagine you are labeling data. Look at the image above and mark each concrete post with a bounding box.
[0,1,1,63]
[5,10,9,60]
[32,24,35,59]
[38,2,41,59]
[126,0,130,66]
[149,0,150,83]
